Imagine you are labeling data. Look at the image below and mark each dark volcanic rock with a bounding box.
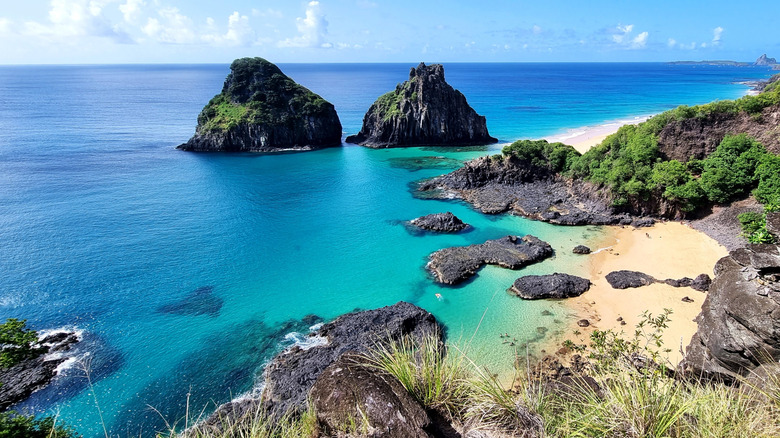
[310,354,432,438]
[178,57,342,152]
[427,235,553,285]
[346,63,497,147]
[767,212,780,237]
[417,155,652,226]
[681,244,780,381]
[409,212,469,233]
[664,277,693,288]
[509,273,591,300]
[157,285,223,317]
[572,245,591,254]
[200,302,440,431]
[0,331,79,410]
[690,273,712,292]
[605,270,657,289]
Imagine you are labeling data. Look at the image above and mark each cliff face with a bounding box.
[657,105,780,161]
[755,54,778,66]
[681,239,780,382]
[345,63,497,147]
[178,57,342,152]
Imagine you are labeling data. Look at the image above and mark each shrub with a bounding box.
[699,134,768,204]
[753,153,780,205]
[0,318,45,369]
[0,412,79,438]
[502,139,581,173]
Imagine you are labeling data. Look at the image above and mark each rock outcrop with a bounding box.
[418,155,653,226]
[0,331,80,410]
[681,244,780,381]
[197,302,440,433]
[345,63,497,147]
[409,212,469,232]
[605,270,657,289]
[572,245,592,255]
[310,353,432,438]
[179,57,342,152]
[427,235,553,285]
[509,273,591,300]
[755,54,778,66]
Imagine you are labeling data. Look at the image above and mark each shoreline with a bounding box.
[563,222,728,366]
[543,114,654,153]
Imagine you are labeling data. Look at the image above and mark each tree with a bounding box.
[0,318,44,369]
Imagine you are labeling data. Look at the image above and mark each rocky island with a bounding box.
[178,57,342,152]
[345,63,497,147]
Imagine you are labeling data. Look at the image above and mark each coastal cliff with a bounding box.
[178,57,342,152]
[345,63,497,147]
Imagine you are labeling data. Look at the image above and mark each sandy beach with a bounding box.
[544,115,652,153]
[564,222,728,365]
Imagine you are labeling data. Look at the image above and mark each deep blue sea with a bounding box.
[0,63,773,437]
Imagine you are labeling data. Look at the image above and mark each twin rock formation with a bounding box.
[179,58,494,152]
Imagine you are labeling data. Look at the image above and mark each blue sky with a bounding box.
[0,0,777,64]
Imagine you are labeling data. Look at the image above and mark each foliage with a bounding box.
[698,134,767,203]
[0,412,79,438]
[753,153,780,205]
[374,91,403,122]
[738,208,777,244]
[159,406,317,438]
[0,318,44,369]
[502,139,581,173]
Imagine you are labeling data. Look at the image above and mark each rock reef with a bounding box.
[605,270,711,291]
[426,235,553,285]
[178,57,342,152]
[345,63,497,147]
[682,244,780,381]
[418,155,654,226]
[409,212,469,233]
[509,273,591,300]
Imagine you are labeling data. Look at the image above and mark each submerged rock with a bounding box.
[509,273,591,300]
[427,235,554,285]
[681,244,780,382]
[409,212,469,233]
[157,285,223,317]
[0,331,80,410]
[198,302,440,432]
[605,270,656,289]
[178,57,342,152]
[346,63,497,147]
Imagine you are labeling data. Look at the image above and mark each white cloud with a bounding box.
[119,0,145,24]
[142,7,196,44]
[532,25,542,35]
[632,31,648,48]
[668,38,676,48]
[712,26,723,45]
[202,11,254,46]
[22,0,132,43]
[278,1,330,48]
[0,17,10,33]
[612,24,633,43]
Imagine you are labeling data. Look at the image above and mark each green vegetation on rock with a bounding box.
[501,139,581,173]
[0,412,79,438]
[196,57,335,134]
[0,318,44,369]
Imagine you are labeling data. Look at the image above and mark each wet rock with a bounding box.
[681,244,780,382]
[605,270,656,289]
[310,354,432,438]
[409,212,469,233]
[426,235,553,285]
[509,273,591,300]
[346,63,496,147]
[0,330,80,410]
[572,245,591,254]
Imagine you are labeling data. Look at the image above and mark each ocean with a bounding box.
[0,62,772,437]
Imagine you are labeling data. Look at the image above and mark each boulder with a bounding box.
[690,274,712,292]
[346,63,497,147]
[427,235,553,285]
[199,302,441,431]
[572,245,591,255]
[310,354,431,438]
[509,273,591,300]
[766,212,780,237]
[681,244,780,381]
[605,270,656,289]
[409,212,469,233]
[179,57,342,152]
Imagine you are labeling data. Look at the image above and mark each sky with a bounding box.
[0,0,778,64]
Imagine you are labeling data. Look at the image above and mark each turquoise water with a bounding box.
[0,63,773,437]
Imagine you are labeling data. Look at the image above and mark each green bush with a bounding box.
[753,153,780,205]
[0,412,79,438]
[699,134,768,204]
[501,139,581,173]
[0,318,44,369]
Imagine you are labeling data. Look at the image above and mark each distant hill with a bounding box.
[669,54,777,68]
